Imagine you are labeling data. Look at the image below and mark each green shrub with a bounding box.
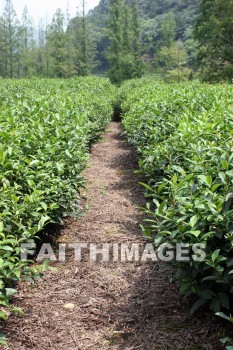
[120,78,233,315]
[0,77,115,321]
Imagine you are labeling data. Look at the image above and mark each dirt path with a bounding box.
[3,123,223,350]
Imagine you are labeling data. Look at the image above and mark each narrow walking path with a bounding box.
[3,123,222,349]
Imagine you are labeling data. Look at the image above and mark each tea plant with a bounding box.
[0,77,115,323]
[120,78,233,318]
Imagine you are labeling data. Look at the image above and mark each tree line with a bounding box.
[0,0,95,78]
[0,0,232,82]
[90,0,233,83]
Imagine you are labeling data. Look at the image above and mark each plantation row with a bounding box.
[0,78,115,321]
[120,78,233,318]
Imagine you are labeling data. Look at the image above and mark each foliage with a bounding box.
[0,1,96,79]
[68,1,97,76]
[90,0,199,75]
[0,0,19,78]
[194,0,233,82]
[0,0,231,83]
[46,9,67,78]
[107,0,144,84]
[0,77,115,323]
[120,77,233,316]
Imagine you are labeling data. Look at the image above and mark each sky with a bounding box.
[0,0,100,23]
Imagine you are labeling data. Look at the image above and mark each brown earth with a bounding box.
[2,123,224,350]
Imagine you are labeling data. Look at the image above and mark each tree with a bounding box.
[154,14,176,71]
[120,4,136,80]
[69,1,96,76]
[47,9,66,77]
[159,13,176,49]
[107,0,124,84]
[131,0,144,77]
[153,14,192,81]
[0,0,19,78]
[107,0,143,84]
[19,6,35,77]
[122,5,131,53]
[194,0,233,81]
[79,0,89,75]
[132,0,140,57]
[64,4,76,77]
[36,19,46,76]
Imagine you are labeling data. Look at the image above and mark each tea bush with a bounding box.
[120,78,233,315]
[0,77,115,325]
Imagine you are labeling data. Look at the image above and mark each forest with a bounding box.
[0,0,232,83]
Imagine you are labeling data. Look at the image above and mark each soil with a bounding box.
[1,123,224,350]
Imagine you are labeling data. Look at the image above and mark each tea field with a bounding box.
[1,76,233,347]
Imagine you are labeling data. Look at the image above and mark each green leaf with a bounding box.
[172,174,178,184]
[220,337,231,344]
[158,201,166,214]
[41,259,50,272]
[216,312,233,324]
[221,159,229,170]
[158,183,166,194]
[226,193,233,201]
[172,165,186,176]
[212,249,220,263]
[211,183,222,192]
[189,230,201,238]
[11,306,25,315]
[218,172,226,183]
[0,333,7,345]
[0,246,14,251]
[206,175,212,187]
[41,202,48,211]
[0,311,7,320]
[198,175,206,184]
[139,182,153,192]
[38,215,50,230]
[56,162,64,172]
[190,215,198,228]
[5,288,17,297]
[190,298,207,315]
[0,222,4,233]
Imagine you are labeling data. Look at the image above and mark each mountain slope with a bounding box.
[89,0,198,39]
[88,0,199,73]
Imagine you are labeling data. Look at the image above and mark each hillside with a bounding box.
[90,0,198,33]
[89,0,199,72]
